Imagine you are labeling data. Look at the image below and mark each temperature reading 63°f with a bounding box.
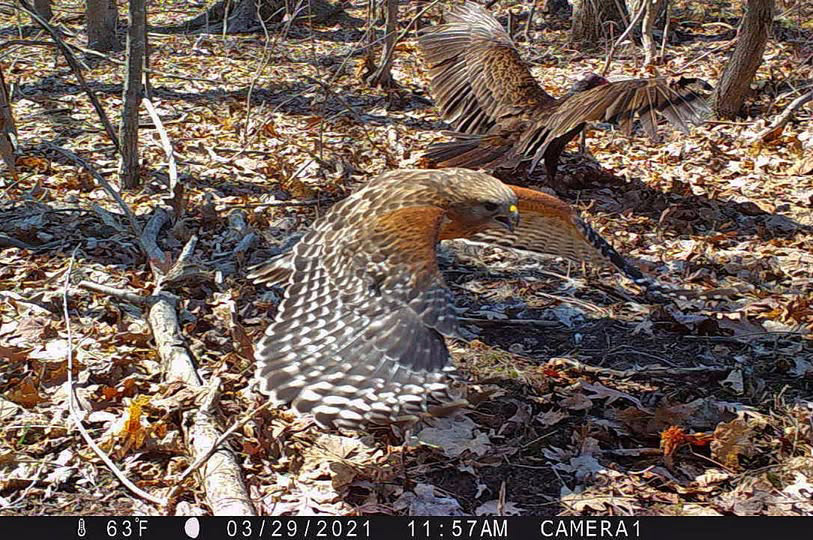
[106,518,149,537]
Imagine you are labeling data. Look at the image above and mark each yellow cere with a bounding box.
[509,205,518,213]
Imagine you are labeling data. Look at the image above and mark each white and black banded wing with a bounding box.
[251,176,469,429]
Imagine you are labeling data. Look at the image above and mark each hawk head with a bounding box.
[569,72,610,94]
[440,169,520,234]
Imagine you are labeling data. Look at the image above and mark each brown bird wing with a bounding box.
[469,185,680,301]
[253,182,463,429]
[419,1,554,135]
[520,77,711,171]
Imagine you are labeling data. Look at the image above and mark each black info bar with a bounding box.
[0,516,813,540]
[1,516,812,540]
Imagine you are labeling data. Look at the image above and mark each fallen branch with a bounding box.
[76,280,154,306]
[754,90,813,142]
[550,357,729,378]
[167,383,271,515]
[62,148,254,514]
[141,224,254,514]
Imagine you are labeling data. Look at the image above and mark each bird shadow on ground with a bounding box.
[0,199,143,291]
[491,156,808,243]
[411,258,809,515]
[15,72,437,133]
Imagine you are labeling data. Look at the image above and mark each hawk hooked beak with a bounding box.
[495,204,519,232]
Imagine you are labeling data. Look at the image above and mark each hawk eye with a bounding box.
[483,202,499,212]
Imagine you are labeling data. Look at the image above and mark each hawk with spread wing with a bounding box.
[249,169,676,429]
[419,2,710,183]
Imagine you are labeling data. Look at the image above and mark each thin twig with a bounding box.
[459,317,562,327]
[75,280,154,306]
[45,144,142,238]
[679,331,807,343]
[600,1,648,76]
[167,399,276,503]
[522,0,536,42]
[753,90,813,141]
[141,97,178,189]
[550,357,730,378]
[679,39,736,71]
[61,248,166,506]
[374,0,442,79]
[240,3,291,144]
[304,75,391,160]
[0,233,35,250]
[73,42,221,83]
[225,199,323,210]
[659,0,671,60]
[0,38,54,51]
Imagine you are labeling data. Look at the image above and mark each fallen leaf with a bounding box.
[5,376,45,408]
[711,418,752,470]
[414,415,491,458]
[393,484,466,516]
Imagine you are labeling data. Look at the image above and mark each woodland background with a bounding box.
[0,0,812,516]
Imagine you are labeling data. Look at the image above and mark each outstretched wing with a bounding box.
[522,77,711,169]
[470,185,680,301]
[419,1,554,135]
[254,201,463,430]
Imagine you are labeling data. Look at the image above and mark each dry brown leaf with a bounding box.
[535,408,568,427]
[788,154,813,175]
[5,375,45,408]
[710,418,752,470]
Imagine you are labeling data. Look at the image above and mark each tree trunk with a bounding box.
[87,0,121,52]
[570,0,626,48]
[0,63,18,181]
[627,0,667,65]
[713,0,774,119]
[120,0,146,190]
[33,0,52,21]
[365,0,399,89]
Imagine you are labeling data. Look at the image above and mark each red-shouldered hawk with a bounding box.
[418,2,710,181]
[249,168,674,429]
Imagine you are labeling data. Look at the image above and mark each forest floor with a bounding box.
[1,0,812,516]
